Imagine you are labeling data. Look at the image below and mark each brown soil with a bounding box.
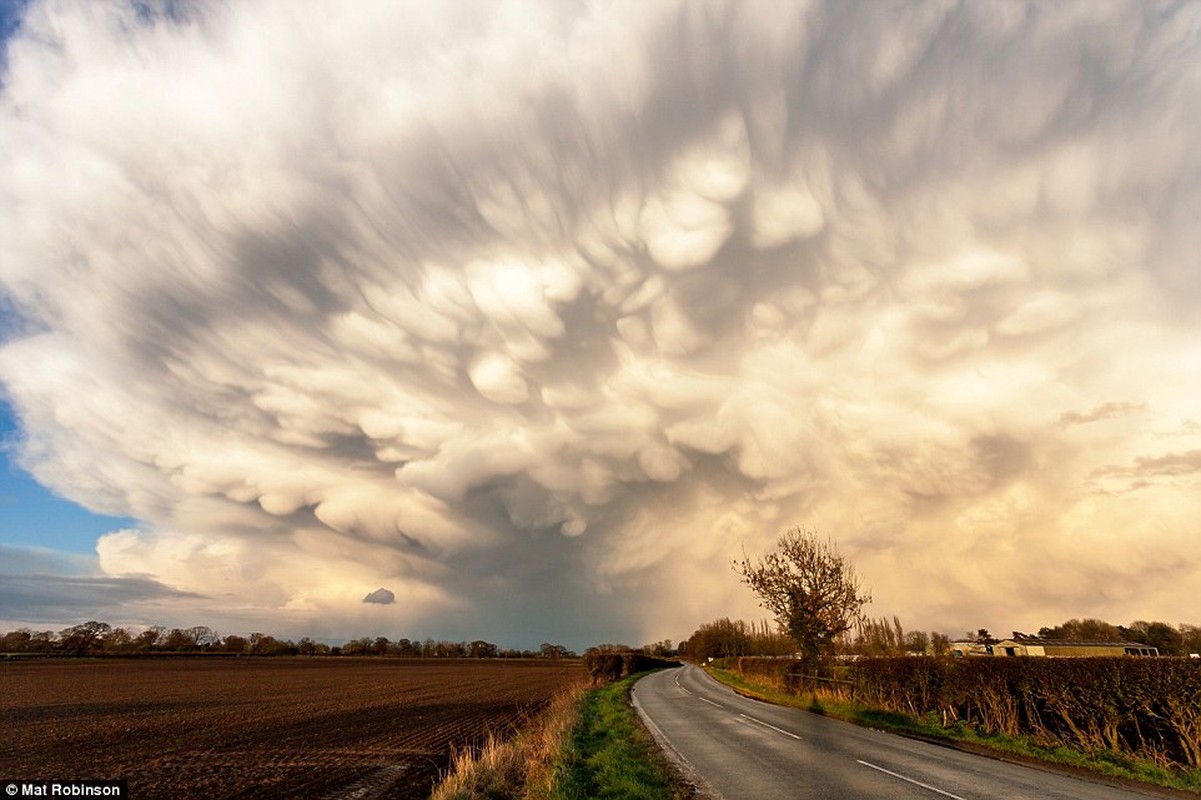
[1,657,582,799]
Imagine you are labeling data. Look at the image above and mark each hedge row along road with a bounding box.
[633,664,1153,800]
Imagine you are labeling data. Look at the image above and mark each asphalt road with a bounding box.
[633,664,1160,800]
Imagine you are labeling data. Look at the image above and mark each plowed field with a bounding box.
[1,658,583,799]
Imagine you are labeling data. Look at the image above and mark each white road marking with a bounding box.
[632,683,721,800]
[697,696,721,707]
[738,713,802,740]
[856,760,967,800]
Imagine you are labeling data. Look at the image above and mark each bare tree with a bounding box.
[134,626,165,652]
[58,621,111,656]
[1122,620,1184,654]
[0,629,33,652]
[643,639,674,658]
[735,527,871,668]
[856,615,905,656]
[221,634,249,653]
[469,640,499,658]
[539,643,570,659]
[904,630,931,654]
[249,632,282,655]
[102,627,134,653]
[186,626,218,649]
[162,628,194,651]
[1038,618,1120,642]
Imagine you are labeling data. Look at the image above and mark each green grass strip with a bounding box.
[707,668,1201,795]
[551,673,690,800]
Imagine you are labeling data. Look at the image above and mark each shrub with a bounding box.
[848,657,1201,768]
[582,653,677,685]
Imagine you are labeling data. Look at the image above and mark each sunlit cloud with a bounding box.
[1,0,1199,646]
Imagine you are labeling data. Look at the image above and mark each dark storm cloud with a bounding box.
[1,1,1198,645]
[0,544,203,624]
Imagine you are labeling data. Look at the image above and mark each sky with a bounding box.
[1,0,1199,651]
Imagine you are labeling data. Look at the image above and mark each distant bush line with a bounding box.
[0,620,579,660]
[721,655,1201,769]
[582,651,679,685]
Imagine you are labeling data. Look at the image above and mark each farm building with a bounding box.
[991,636,1158,657]
[947,641,992,657]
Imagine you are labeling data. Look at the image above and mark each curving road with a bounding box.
[633,664,1158,800]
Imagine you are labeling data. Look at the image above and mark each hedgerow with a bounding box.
[722,655,1201,768]
[845,657,1201,768]
[582,653,678,684]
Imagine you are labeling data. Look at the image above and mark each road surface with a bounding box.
[633,664,1159,800]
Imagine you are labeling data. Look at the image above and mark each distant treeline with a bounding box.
[679,618,799,660]
[583,650,680,684]
[681,616,1201,660]
[0,620,578,660]
[1031,618,1201,656]
[678,617,955,660]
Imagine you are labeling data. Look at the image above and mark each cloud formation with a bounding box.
[0,543,203,628]
[363,588,395,606]
[1,0,1199,645]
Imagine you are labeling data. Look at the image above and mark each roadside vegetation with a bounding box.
[555,672,689,800]
[432,675,590,800]
[676,525,1201,795]
[734,526,870,671]
[706,664,1201,794]
[433,670,690,800]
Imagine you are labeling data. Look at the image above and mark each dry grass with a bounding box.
[431,675,588,800]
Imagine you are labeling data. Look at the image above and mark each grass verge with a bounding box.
[431,672,690,800]
[552,672,691,800]
[707,667,1201,795]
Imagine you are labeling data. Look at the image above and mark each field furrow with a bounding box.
[2,657,581,799]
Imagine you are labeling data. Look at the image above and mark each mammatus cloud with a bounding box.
[1,1,1199,646]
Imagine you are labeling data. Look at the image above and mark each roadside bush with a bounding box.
[583,653,677,685]
[720,655,1201,768]
[724,657,801,693]
[724,657,853,698]
[849,657,1201,768]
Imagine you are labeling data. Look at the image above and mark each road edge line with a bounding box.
[632,670,722,800]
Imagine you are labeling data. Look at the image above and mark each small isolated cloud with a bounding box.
[362,588,395,605]
[1092,449,1201,490]
[1058,402,1146,427]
